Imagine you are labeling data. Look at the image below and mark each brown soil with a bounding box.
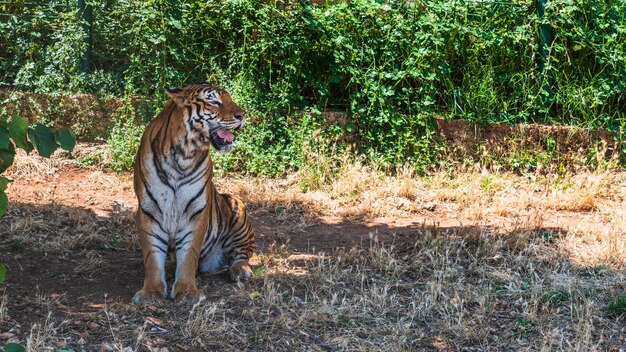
[0,154,624,351]
[0,162,432,350]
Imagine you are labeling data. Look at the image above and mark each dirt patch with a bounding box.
[0,153,624,350]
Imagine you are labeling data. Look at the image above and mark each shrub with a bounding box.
[1,0,624,173]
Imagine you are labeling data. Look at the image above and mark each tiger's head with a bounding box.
[165,83,245,152]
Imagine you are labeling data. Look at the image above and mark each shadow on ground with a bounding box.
[0,198,606,350]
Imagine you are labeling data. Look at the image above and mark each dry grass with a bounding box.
[5,150,74,179]
[218,162,626,240]
[178,232,623,351]
[0,203,136,254]
[0,148,625,351]
[0,293,7,324]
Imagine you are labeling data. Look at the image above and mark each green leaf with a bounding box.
[55,128,76,152]
[0,191,6,218]
[169,18,182,29]
[0,123,9,150]
[0,176,9,192]
[9,116,33,153]
[28,124,57,158]
[3,342,25,352]
[0,143,15,173]
[328,75,341,83]
[0,263,5,284]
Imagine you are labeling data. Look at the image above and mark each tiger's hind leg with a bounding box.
[228,261,253,282]
[224,195,255,282]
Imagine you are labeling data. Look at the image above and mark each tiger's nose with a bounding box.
[234,113,245,121]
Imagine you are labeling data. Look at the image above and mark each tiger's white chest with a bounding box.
[159,185,204,232]
[141,154,208,239]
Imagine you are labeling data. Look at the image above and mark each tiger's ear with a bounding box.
[165,86,186,107]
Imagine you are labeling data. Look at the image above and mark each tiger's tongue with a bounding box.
[216,130,235,142]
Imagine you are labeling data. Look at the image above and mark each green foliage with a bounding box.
[0,177,8,217]
[541,289,570,308]
[28,124,58,158]
[213,116,299,177]
[76,149,105,167]
[0,115,76,216]
[607,293,626,316]
[0,121,14,173]
[2,343,25,352]
[0,263,6,284]
[9,240,23,251]
[8,116,32,152]
[1,0,625,172]
[512,316,534,337]
[0,123,9,150]
[106,100,145,173]
[214,113,342,177]
[480,176,494,192]
[56,128,77,151]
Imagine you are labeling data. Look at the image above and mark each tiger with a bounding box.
[132,82,255,304]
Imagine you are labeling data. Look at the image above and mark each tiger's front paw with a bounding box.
[171,281,205,305]
[229,261,253,282]
[133,288,166,305]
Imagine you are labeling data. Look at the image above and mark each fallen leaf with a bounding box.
[146,316,164,327]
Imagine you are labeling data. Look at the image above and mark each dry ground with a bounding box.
[0,146,624,351]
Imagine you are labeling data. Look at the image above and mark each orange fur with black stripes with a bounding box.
[133,83,255,304]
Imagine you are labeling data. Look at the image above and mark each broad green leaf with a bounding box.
[0,143,15,173]
[0,123,9,150]
[3,342,25,352]
[55,128,76,152]
[28,124,57,158]
[9,116,32,153]
[0,191,6,218]
[0,176,8,192]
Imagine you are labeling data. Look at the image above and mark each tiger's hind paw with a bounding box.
[229,262,252,282]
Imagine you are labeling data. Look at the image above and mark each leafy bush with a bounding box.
[1,0,625,173]
[212,112,322,176]
[106,99,145,173]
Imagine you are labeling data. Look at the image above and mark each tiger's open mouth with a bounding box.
[209,128,235,152]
